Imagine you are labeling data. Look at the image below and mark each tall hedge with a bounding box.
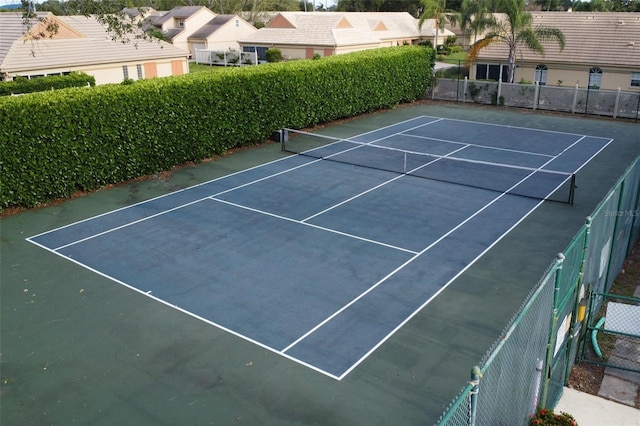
[0,46,433,209]
[0,72,95,96]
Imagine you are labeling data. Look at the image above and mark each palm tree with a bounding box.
[455,0,495,49]
[467,0,565,83]
[418,0,455,50]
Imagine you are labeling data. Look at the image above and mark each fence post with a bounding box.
[614,88,621,119]
[533,82,539,110]
[531,358,544,415]
[564,217,593,380]
[463,76,468,103]
[571,84,579,114]
[603,180,627,292]
[540,253,565,407]
[469,366,482,426]
[576,217,593,362]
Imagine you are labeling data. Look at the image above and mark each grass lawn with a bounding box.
[189,62,230,73]
[439,50,468,65]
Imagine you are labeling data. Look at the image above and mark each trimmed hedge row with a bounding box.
[0,46,433,209]
[0,72,95,96]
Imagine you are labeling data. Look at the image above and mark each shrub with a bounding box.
[265,48,283,63]
[0,46,434,209]
[529,407,577,425]
[0,72,95,96]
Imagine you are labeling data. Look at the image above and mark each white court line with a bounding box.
[48,159,323,251]
[29,115,435,245]
[419,114,611,138]
[401,133,556,158]
[281,133,589,375]
[209,197,419,255]
[27,236,345,381]
[25,115,612,381]
[43,117,443,250]
[302,144,471,222]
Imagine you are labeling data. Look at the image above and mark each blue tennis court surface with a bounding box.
[28,116,612,380]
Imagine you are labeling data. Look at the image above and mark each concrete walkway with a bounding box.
[556,387,639,426]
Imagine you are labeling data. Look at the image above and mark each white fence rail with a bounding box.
[195,49,258,67]
[432,77,640,120]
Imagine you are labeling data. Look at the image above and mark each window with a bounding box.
[631,72,640,87]
[475,64,509,82]
[236,19,240,27]
[178,19,185,28]
[243,46,268,61]
[136,64,143,80]
[588,67,602,89]
[122,65,129,80]
[535,64,548,86]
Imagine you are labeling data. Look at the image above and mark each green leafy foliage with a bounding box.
[0,46,433,209]
[265,48,283,63]
[529,407,577,425]
[0,72,95,96]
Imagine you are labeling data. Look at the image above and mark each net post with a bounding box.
[278,129,289,152]
[569,174,576,205]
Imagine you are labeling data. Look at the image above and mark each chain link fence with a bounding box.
[437,156,640,425]
[580,293,640,374]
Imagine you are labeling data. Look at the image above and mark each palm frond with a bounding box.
[534,26,566,50]
[467,35,499,62]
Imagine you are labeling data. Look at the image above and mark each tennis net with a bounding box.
[280,129,575,204]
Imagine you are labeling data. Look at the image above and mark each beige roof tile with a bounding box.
[0,14,187,74]
[477,12,640,68]
[239,12,424,47]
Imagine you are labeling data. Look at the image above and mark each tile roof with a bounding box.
[0,13,187,74]
[0,12,50,61]
[239,12,425,47]
[189,15,235,39]
[152,6,207,25]
[477,12,640,68]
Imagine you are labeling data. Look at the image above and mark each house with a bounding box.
[188,14,257,53]
[471,12,640,92]
[238,12,454,61]
[0,13,189,85]
[150,6,216,56]
[448,15,500,50]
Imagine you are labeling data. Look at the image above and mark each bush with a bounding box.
[0,46,434,209]
[529,407,577,425]
[265,48,283,63]
[0,72,95,96]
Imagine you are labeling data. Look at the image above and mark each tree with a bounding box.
[337,0,422,15]
[534,0,563,10]
[22,0,155,46]
[467,0,565,83]
[454,0,495,49]
[418,0,456,50]
[25,0,299,46]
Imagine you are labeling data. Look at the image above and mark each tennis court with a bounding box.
[27,115,610,380]
[3,104,638,425]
